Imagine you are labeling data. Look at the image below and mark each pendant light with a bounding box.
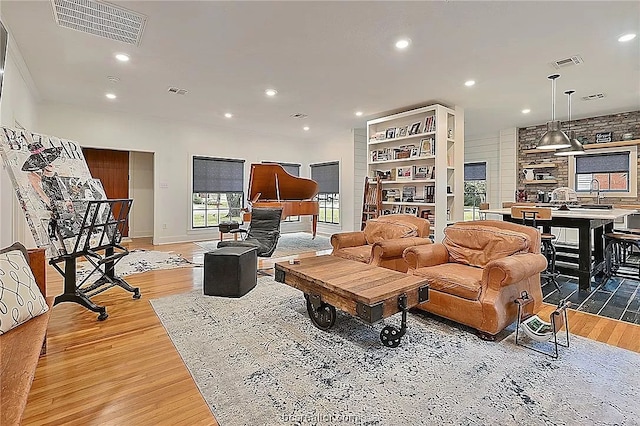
[555,89,585,156]
[536,74,571,150]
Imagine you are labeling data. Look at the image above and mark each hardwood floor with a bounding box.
[22,238,640,424]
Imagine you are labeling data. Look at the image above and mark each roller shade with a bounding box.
[262,161,300,176]
[310,161,339,193]
[193,157,244,193]
[464,162,486,180]
[576,153,629,174]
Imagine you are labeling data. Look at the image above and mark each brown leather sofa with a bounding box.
[331,214,432,272]
[403,220,547,338]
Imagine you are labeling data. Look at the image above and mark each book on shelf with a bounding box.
[423,115,436,133]
[402,185,417,202]
[423,185,435,203]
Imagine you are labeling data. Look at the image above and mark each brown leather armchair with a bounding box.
[331,214,431,272]
[403,220,547,338]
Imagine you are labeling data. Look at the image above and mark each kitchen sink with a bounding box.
[576,204,613,210]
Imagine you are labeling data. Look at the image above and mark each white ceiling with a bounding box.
[2,1,639,141]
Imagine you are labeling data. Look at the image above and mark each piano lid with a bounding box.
[249,163,319,201]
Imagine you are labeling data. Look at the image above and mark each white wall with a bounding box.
[129,151,154,238]
[308,129,358,236]
[0,20,40,247]
[352,128,367,231]
[464,128,517,221]
[36,103,356,244]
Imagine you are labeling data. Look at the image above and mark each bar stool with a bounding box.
[603,231,640,280]
[511,206,561,292]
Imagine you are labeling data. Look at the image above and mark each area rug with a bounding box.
[77,249,192,281]
[150,277,640,426]
[194,232,332,257]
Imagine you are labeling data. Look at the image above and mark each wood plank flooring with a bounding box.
[22,238,640,424]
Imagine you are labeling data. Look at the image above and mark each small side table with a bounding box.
[218,221,240,241]
[204,246,257,297]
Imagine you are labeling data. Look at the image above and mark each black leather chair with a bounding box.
[217,208,282,274]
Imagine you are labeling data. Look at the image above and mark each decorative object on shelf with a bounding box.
[523,168,535,181]
[537,74,571,150]
[385,127,396,139]
[550,187,579,206]
[396,167,412,180]
[408,122,421,135]
[595,131,613,143]
[419,137,434,156]
[398,126,408,137]
[410,146,420,158]
[555,90,584,156]
[516,187,527,203]
[403,206,418,216]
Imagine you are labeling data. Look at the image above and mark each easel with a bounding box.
[514,291,570,359]
[50,199,140,320]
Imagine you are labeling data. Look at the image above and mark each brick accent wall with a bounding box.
[517,110,640,203]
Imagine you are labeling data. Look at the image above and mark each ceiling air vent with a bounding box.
[167,87,188,95]
[51,0,147,46]
[290,113,309,119]
[550,55,583,69]
[582,93,606,101]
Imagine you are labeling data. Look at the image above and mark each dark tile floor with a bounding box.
[542,255,640,325]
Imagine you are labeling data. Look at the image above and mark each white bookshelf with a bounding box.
[367,104,464,242]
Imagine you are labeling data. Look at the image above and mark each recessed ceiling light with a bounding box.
[618,33,637,42]
[303,126,310,131]
[224,112,233,118]
[395,39,411,49]
[522,109,531,114]
[265,89,278,97]
[105,93,117,99]
[355,111,363,117]
[115,53,130,62]
[464,80,476,87]
[107,76,120,83]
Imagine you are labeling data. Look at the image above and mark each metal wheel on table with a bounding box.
[380,326,402,348]
[305,295,336,331]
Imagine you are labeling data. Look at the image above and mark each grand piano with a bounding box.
[247,163,320,238]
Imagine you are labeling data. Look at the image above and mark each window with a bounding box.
[464,162,487,221]
[574,152,630,193]
[192,157,244,228]
[262,161,301,222]
[310,161,339,225]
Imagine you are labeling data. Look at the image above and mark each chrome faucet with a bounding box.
[590,178,602,204]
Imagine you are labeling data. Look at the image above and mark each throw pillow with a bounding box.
[443,224,530,268]
[0,242,49,335]
[364,218,418,245]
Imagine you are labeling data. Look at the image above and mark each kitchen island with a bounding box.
[483,207,637,291]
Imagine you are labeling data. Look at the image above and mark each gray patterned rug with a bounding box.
[77,249,192,281]
[150,277,640,426]
[194,232,332,258]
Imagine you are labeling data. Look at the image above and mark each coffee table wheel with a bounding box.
[380,326,402,348]
[305,297,336,331]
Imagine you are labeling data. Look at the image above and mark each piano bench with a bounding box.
[219,221,240,241]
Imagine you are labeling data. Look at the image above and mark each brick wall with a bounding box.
[517,110,640,203]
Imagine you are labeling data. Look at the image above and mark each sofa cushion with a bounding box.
[332,246,372,264]
[364,218,418,245]
[0,244,50,335]
[443,224,530,268]
[413,263,483,300]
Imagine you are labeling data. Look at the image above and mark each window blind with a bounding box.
[464,162,487,180]
[193,157,244,193]
[310,161,339,193]
[262,161,300,176]
[576,153,629,174]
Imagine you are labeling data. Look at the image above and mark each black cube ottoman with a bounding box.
[204,246,257,297]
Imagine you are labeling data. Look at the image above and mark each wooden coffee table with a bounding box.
[274,255,429,347]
